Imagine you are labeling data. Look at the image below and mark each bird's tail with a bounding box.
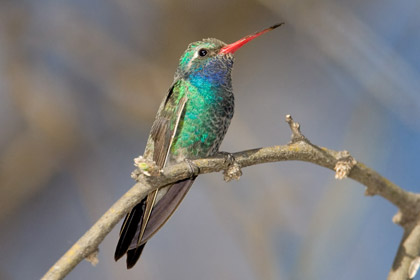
[114,178,195,268]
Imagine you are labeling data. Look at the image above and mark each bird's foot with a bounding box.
[219,151,242,182]
[184,158,200,178]
[131,156,161,180]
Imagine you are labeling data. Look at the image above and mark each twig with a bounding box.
[41,115,420,280]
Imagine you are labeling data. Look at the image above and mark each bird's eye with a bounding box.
[198,49,208,57]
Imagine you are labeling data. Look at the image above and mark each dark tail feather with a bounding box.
[140,179,195,241]
[114,198,146,261]
[115,178,195,267]
[126,244,146,269]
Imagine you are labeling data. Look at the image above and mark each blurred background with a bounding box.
[1,0,420,279]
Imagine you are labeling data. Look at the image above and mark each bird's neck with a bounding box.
[188,68,232,95]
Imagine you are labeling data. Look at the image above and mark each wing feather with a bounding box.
[137,95,188,245]
[116,81,193,268]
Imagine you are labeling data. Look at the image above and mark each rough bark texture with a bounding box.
[41,116,420,280]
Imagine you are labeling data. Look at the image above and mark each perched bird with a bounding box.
[115,23,283,268]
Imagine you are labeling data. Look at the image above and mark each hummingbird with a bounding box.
[114,23,283,269]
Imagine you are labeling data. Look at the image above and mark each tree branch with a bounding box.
[41,115,420,280]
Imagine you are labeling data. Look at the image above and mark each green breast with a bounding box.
[169,79,234,161]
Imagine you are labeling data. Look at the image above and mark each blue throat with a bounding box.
[188,59,233,92]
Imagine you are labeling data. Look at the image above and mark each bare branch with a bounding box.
[41,115,420,280]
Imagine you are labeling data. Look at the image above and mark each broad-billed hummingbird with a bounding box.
[115,23,283,268]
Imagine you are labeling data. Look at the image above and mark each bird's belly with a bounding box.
[169,112,231,163]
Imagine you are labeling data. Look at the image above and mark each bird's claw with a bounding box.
[184,159,200,177]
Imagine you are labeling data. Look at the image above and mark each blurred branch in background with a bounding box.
[42,116,420,280]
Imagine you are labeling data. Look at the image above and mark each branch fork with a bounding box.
[285,114,307,143]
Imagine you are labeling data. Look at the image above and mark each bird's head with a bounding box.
[175,23,283,86]
[175,38,232,82]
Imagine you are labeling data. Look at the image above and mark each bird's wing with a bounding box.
[136,90,188,246]
[115,81,194,268]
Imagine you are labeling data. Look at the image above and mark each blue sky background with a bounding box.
[0,0,419,279]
